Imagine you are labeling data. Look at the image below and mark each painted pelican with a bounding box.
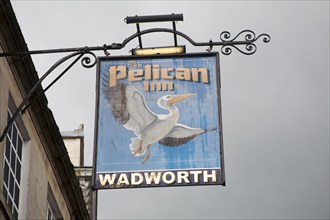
[104,82,216,163]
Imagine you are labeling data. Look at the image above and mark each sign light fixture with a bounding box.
[131,45,186,55]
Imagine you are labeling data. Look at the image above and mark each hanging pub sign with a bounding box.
[93,52,225,189]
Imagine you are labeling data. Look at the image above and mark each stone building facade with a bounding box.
[62,126,97,219]
[0,1,89,219]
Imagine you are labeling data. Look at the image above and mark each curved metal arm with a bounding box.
[0,28,270,57]
[0,50,96,142]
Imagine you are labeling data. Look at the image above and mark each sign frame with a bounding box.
[93,52,225,189]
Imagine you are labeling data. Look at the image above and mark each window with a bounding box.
[47,184,63,220]
[3,110,23,219]
[46,203,56,220]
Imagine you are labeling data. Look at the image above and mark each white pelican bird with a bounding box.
[105,82,216,163]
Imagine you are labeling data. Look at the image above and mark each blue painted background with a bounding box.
[96,55,222,172]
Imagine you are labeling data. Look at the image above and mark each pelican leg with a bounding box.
[143,145,151,164]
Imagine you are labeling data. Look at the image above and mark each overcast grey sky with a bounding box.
[11,1,329,219]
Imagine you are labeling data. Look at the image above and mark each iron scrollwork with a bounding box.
[81,50,97,68]
[219,30,271,55]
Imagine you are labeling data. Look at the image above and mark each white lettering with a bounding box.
[131,173,144,185]
[144,172,162,184]
[190,170,203,183]
[117,173,130,185]
[98,169,219,188]
[177,171,190,183]
[99,174,116,186]
[162,172,176,184]
[203,170,217,183]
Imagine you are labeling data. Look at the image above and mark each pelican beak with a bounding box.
[167,93,196,106]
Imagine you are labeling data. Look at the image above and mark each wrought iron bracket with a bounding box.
[0,17,270,142]
[0,49,96,142]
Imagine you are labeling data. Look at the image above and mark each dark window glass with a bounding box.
[4,162,9,185]
[9,172,14,195]
[10,147,16,171]
[5,136,11,160]
[12,126,17,149]
[8,124,13,139]
[16,158,21,183]
[14,183,20,208]
[17,137,22,160]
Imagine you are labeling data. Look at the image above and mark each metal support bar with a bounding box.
[0,28,270,58]
[173,21,178,47]
[0,44,114,57]
[136,23,143,49]
[21,53,84,114]
[125,13,183,24]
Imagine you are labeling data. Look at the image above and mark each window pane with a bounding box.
[12,125,17,149]
[14,183,20,208]
[5,136,11,160]
[16,159,21,183]
[4,162,9,185]
[9,172,14,195]
[10,147,16,171]
[8,124,13,139]
[17,137,23,160]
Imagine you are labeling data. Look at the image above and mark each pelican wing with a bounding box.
[159,123,206,147]
[123,85,157,135]
[103,79,157,136]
